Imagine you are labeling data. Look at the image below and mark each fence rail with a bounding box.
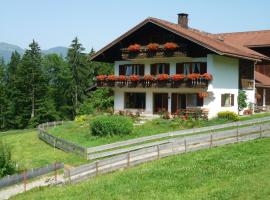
[65,123,270,183]
[0,163,64,189]
[38,121,86,157]
[38,116,270,160]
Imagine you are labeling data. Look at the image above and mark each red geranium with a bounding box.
[163,42,178,50]
[127,44,141,52]
[143,74,155,81]
[107,75,117,81]
[96,75,107,81]
[201,73,213,81]
[187,73,200,80]
[157,74,170,81]
[198,92,208,98]
[147,43,159,51]
[118,75,127,81]
[171,74,185,81]
[129,75,140,82]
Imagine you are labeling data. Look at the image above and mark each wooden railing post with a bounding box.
[236,122,239,143]
[157,145,160,159]
[54,162,57,181]
[184,139,187,153]
[95,161,99,176]
[23,170,27,192]
[210,134,213,148]
[260,124,263,139]
[127,152,130,167]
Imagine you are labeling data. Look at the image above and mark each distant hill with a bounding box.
[0,42,68,63]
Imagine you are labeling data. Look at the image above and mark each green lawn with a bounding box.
[48,112,270,148]
[12,138,270,200]
[0,129,86,170]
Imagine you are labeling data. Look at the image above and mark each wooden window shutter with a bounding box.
[221,94,225,107]
[200,63,207,74]
[171,93,178,114]
[176,63,184,74]
[139,64,145,76]
[164,64,170,74]
[197,94,203,106]
[231,94,234,106]
[150,64,157,75]
[119,65,126,75]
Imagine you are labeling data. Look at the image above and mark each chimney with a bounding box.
[178,13,188,28]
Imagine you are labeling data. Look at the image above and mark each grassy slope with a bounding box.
[0,129,86,169]
[12,138,270,200]
[49,112,270,147]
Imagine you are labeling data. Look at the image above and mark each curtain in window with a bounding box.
[126,65,133,76]
[184,63,190,75]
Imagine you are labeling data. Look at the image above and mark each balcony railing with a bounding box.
[96,74,212,88]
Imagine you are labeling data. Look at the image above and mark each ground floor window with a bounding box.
[221,94,234,107]
[186,94,203,107]
[124,93,146,109]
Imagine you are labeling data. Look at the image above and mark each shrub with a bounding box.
[238,90,248,111]
[217,111,239,121]
[91,115,133,136]
[0,141,16,178]
[75,115,89,123]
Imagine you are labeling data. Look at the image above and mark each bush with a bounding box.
[0,140,16,178]
[91,115,133,136]
[75,115,89,123]
[217,111,239,121]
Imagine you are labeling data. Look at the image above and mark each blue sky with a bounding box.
[1,0,270,51]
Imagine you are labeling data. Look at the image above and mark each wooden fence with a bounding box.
[0,163,64,189]
[37,121,86,157]
[38,116,270,160]
[64,122,270,183]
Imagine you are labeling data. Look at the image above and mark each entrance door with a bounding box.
[153,93,168,113]
[171,94,186,113]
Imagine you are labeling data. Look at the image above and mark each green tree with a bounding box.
[238,90,248,112]
[67,37,91,117]
[0,58,9,129]
[14,40,47,127]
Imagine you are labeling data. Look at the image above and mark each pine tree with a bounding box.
[67,37,90,117]
[0,58,8,129]
[14,40,47,127]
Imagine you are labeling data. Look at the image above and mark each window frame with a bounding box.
[124,92,146,109]
[221,93,235,107]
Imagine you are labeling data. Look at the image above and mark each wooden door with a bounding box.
[153,93,168,113]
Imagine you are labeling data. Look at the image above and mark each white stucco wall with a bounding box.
[204,54,239,118]
[112,55,256,118]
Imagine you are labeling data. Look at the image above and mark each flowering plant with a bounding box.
[163,42,178,50]
[198,92,208,98]
[157,74,170,81]
[171,74,185,81]
[201,73,213,80]
[118,75,127,81]
[187,73,200,80]
[129,75,140,82]
[107,75,117,81]
[143,74,155,81]
[96,75,107,81]
[127,44,141,52]
[147,43,159,51]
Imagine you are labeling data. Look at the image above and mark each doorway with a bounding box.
[153,93,168,113]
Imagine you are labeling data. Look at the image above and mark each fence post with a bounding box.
[54,162,57,182]
[95,161,99,176]
[236,122,239,143]
[54,121,56,127]
[23,170,27,192]
[54,139,56,152]
[210,134,213,148]
[62,120,64,125]
[157,145,160,159]
[184,139,187,153]
[260,124,263,139]
[127,152,130,167]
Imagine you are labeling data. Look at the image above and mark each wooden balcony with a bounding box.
[96,76,209,88]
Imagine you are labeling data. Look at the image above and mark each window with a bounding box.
[221,94,234,107]
[124,93,146,109]
[119,64,144,76]
[186,94,203,107]
[176,62,207,74]
[150,63,170,75]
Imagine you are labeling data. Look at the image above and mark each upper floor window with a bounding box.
[119,64,144,76]
[176,62,206,75]
[150,63,170,75]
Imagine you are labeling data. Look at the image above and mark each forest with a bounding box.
[0,38,113,130]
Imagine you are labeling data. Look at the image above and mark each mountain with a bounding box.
[0,42,68,63]
[42,47,68,58]
[0,42,24,62]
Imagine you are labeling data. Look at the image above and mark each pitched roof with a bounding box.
[255,71,270,87]
[215,30,270,47]
[90,17,270,62]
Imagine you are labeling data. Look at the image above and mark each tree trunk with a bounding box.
[31,88,35,118]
